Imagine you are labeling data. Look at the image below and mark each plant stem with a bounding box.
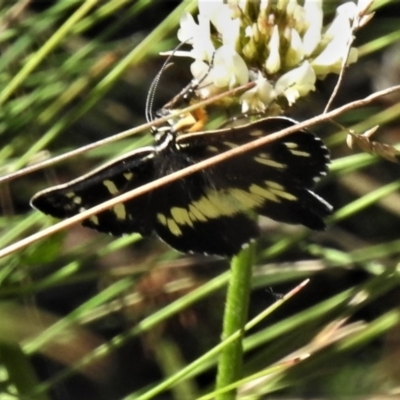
[216,243,255,399]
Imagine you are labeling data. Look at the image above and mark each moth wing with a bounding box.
[139,149,258,256]
[31,147,157,236]
[177,117,332,230]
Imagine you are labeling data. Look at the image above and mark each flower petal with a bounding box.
[240,73,275,113]
[275,61,316,105]
[266,25,281,74]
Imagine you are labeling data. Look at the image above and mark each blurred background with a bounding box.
[0,0,400,399]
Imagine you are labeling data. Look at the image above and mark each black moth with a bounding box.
[31,117,332,257]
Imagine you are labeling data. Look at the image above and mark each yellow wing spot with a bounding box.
[123,172,133,181]
[269,188,297,201]
[230,188,263,208]
[113,203,126,220]
[171,207,194,227]
[249,130,263,137]
[249,184,280,202]
[104,180,119,195]
[284,142,298,149]
[206,191,238,215]
[66,192,75,198]
[73,196,82,204]
[254,156,286,169]
[89,215,99,225]
[157,213,167,226]
[188,204,207,222]
[265,180,285,190]
[193,197,219,218]
[206,146,219,152]
[223,141,238,149]
[289,149,311,157]
[168,218,182,236]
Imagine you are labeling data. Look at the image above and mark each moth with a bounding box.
[31,116,332,257]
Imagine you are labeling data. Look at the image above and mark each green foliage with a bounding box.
[0,0,400,399]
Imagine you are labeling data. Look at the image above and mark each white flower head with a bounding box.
[168,0,373,111]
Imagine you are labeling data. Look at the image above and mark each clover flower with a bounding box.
[169,0,374,114]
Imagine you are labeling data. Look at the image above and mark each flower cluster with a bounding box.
[170,0,374,114]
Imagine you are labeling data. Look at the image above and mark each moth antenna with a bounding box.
[145,40,191,124]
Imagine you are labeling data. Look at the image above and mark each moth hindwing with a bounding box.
[31,116,332,257]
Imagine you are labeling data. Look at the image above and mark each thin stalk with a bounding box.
[216,242,255,399]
